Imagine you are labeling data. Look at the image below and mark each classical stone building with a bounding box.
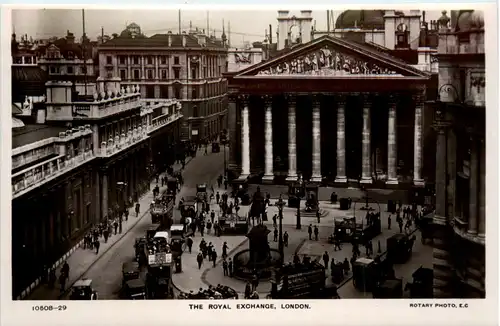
[97,23,228,142]
[431,10,485,298]
[225,35,434,186]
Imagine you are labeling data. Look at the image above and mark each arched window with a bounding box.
[395,23,409,49]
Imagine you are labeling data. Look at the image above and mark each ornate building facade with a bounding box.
[97,23,228,143]
[431,10,485,298]
[225,35,434,186]
[11,75,182,299]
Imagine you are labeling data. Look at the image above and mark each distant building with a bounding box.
[36,30,98,95]
[97,23,228,142]
[11,33,38,65]
[227,47,264,72]
[430,10,485,298]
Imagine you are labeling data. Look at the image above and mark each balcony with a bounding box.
[12,149,95,199]
[47,88,142,121]
[148,111,183,134]
[96,126,149,158]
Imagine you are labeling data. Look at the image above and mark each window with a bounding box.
[160,85,169,98]
[146,85,155,98]
[191,67,197,79]
[192,87,198,99]
[174,56,180,65]
[119,56,127,65]
[147,69,154,80]
[133,69,140,80]
[174,68,180,79]
[49,66,59,74]
[67,51,74,59]
[160,56,167,65]
[106,56,112,65]
[67,66,74,74]
[120,69,127,80]
[133,56,140,65]
[25,57,32,64]
[147,56,153,65]
[107,71,113,78]
[161,69,168,79]
[81,66,87,74]
[174,85,182,99]
[193,106,199,118]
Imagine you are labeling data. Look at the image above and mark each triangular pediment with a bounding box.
[236,35,429,78]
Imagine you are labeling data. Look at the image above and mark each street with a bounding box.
[62,148,226,299]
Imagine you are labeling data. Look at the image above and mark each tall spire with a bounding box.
[228,21,231,47]
[221,19,227,46]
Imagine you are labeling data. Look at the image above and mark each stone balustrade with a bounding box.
[148,111,183,134]
[72,94,142,120]
[97,126,149,158]
[12,150,95,198]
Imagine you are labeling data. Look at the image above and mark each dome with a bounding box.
[456,10,484,32]
[335,10,385,30]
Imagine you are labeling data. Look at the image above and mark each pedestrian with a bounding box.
[322,251,330,268]
[343,258,350,275]
[48,268,56,289]
[124,209,129,221]
[283,231,289,247]
[94,239,100,255]
[308,224,313,240]
[330,258,336,272]
[103,229,109,243]
[199,221,205,237]
[206,220,212,235]
[59,273,66,294]
[187,237,193,253]
[211,250,217,267]
[316,210,321,224]
[224,178,228,190]
[273,227,278,242]
[216,192,220,204]
[245,282,252,299]
[135,203,140,217]
[272,214,277,228]
[314,225,319,241]
[388,214,392,230]
[197,253,203,269]
[228,258,233,277]
[119,219,123,234]
[334,238,342,251]
[398,220,403,233]
[222,242,229,259]
[61,261,69,280]
[222,260,228,276]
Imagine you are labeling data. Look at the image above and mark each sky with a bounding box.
[12,9,445,47]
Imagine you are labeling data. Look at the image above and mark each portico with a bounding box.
[226,35,431,187]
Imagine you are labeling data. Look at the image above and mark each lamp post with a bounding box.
[116,181,128,217]
[275,195,285,264]
[295,175,305,230]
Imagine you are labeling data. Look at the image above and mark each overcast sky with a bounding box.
[12,9,444,47]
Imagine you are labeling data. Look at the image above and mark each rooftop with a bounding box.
[12,66,47,103]
[100,33,226,49]
[12,124,67,149]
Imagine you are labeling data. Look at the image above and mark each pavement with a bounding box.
[25,155,193,300]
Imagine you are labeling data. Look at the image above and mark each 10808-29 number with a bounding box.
[32,305,67,311]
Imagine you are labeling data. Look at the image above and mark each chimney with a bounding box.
[182,32,187,47]
[167,31,172,46]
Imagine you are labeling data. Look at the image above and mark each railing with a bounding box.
[148,112,183,134]
[12,150,95,198]
[71,94,142,119]
[12,143,58,170]
[96,127,149,158]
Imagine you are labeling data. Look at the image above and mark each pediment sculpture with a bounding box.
[257,45,398,76]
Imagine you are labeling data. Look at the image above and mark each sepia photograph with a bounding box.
[2,5,498,323]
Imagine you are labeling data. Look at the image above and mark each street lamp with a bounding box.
[295,176,305,230]
[275,195,285,264]
[116,181,128,218]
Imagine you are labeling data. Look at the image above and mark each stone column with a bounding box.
[286,95,298,181]
[263,96,275,182]
[335,96,347,183]
[468,135,478,235]
[413,88,425,186]
[478,138,485,237]
[311,97,322,182]
[386,97,398,185]
[432,116,454,298]
[239,96,251,179]
[361,94,372,184]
